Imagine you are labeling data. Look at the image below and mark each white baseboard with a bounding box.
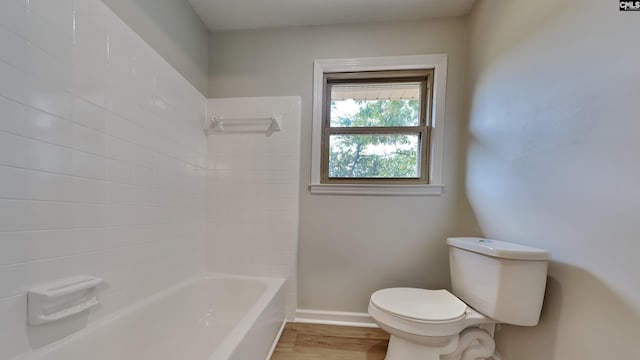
[295,309,379,328]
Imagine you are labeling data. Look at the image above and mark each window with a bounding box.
[311,55,448,196]
[322,70,432,184]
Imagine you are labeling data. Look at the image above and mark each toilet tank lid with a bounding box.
[447,237,549,261]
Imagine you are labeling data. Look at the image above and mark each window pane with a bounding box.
[328,134,420,178]
[330,82,421,127]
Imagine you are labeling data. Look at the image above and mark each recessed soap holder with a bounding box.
[27,276,104,326]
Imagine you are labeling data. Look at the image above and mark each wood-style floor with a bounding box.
[270,322,389,360]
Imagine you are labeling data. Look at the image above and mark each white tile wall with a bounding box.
[206,97,301,319]
[0,1,207,358]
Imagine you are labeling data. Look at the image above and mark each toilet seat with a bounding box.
[370,288,467,323]
[369,288,493,338]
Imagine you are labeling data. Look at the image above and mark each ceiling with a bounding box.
[188,0,477,32]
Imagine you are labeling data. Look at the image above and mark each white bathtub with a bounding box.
[18,274,286,360]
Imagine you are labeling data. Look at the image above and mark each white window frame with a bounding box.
[310,54,448,196]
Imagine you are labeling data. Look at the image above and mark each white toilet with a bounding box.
[368,237,549,360]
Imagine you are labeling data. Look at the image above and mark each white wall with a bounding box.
[101,0,210,95]
[208,19,469,313]
[0,1,207,358]
[205,96,301,319]
[464,0,640,359]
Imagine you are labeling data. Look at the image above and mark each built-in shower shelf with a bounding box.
[27,275,104,325]
[204,115,281,135]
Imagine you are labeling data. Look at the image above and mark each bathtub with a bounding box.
[18,274,286,360]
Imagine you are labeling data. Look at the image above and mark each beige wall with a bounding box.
[102,0,209,94]
[208,19,469,312]
[464,0,640,358]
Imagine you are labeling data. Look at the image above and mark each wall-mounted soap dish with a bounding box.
[27,276,104,326]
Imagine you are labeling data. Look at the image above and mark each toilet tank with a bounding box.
[447,237,549,326]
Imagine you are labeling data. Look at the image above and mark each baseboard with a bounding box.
[265,320,287,360]
[295,309,379,328]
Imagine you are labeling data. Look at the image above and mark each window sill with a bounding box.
[309,183,444,196]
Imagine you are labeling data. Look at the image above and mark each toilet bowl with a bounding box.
[368,288,495,360]
[368,238,550,360]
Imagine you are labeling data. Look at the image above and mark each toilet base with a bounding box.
[383,327,496,360]
[385,334,459,360]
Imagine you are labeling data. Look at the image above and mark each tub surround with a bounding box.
[0,0,207,358]
[0,1,298,358]
[205,96,301,320]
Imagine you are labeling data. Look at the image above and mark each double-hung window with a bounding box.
[311,55,448,196]
[322,70,432,184]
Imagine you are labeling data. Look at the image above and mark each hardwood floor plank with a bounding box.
[294,333,385,352]
[273,326,298,353]
[270,323,389,360]
[286,323,389,340]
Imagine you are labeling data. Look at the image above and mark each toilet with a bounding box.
[368,237,549,360]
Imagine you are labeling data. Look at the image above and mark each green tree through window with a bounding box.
[328,99,421,178]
